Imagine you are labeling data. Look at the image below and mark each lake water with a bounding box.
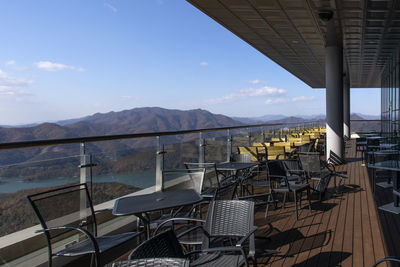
[0,170,156,194]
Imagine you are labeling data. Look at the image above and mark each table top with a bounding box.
[367,150,399,155]
[368,143,398,149]
[112,189,203,216]
[216,161,260,171]
[368,160,400,171]
[361,133,380,137]
[366,136,385,140]
[106,258,190,267]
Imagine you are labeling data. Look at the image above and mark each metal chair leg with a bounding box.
[307,187,312,213]
[283,192,287,208]
[294,191,298,220]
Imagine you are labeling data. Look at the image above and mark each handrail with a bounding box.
[351,119,381,122]
[0,121,318,150]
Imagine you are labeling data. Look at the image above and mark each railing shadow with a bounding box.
[292,251,352,266]
[286,230,332,256]
[309,202,338,212]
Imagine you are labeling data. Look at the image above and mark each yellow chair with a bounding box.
[300,135,311,143]
[273,142,291,152]
[267,146,286,160]
[238,146,260,162]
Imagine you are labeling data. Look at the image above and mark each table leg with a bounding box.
[136,213,150,239]
[394,172,400,207]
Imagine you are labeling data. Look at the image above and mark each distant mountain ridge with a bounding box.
[0,107,243,165]
[233,113,379,123]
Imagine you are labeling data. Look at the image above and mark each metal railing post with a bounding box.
[199,132,205,163]
[79,142,89,226]
[227,129,232,162]
[247,128,251,146]
[155,136,165,191]
[261,128,265,142]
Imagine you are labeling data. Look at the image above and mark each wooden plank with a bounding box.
[352,158,364,267]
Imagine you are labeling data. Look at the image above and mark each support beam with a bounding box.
[325,18,344,160]
[343,75,350,139]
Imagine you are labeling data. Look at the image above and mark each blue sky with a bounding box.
[0,0,380,125]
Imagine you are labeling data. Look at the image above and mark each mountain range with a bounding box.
[0,107,379,165]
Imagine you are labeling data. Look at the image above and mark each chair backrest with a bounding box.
[162,169,205,193]
[215,181,238,200]
[232,153,252,163]
[238,146,259,162]
[27,183,97,239]
[282,159,301,172]
[298,152,322,176]
[274,142,291,151]
[184,162,220,190]
[301,135,311,143]
[267,146,286,160]
[129,230,185,259]
[204,200,254,238]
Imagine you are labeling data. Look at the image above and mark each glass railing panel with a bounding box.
[163,133,198,169]
[89,140,157,206]
[231,129,249,151]
[0,154,81,237]
[250,127,264,144]
[204,130,227,163]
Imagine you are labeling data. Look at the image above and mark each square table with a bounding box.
[113,189,203,238]
[368,160,400,214]
[216,161,261,195]
[367,150,399,189]
[216,162,260,181]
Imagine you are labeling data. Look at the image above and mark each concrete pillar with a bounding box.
[343,75,350,139]
[325,18,344,160]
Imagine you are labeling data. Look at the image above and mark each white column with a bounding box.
[343,75,350,139]
[325,19,344,160]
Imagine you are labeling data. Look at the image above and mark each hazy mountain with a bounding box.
[353,113,380,120]
[0,108,243,165]
[265,116,311,124]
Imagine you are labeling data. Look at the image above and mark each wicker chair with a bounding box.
[27,183,142,267]
[153,200,260,266]
[129,229,249,266]
[267,160,312,220]
[298,152,347,198]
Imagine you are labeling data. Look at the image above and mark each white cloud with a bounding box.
[265,96,315,105]
[5,60,15,66]
[5,60,27,71]
[104,3,117,12]
[249,79,265,85]
[35,61,85,72]
[0,69,33,97]
[205,86,286,105]
[200,62,208,67]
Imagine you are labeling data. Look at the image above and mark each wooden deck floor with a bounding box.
[253,140,388,266]
[106,139,390,267]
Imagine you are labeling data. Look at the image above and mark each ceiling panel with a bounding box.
[188,0,400,88]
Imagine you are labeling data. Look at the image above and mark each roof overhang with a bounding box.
[187,0,400,89]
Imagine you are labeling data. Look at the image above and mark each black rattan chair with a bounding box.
[299,152,347,197]
[184,162,221,199]
[154,200,259,266]
[267,160,312,220]
[27,183,142,267]
[129,229,249,266]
